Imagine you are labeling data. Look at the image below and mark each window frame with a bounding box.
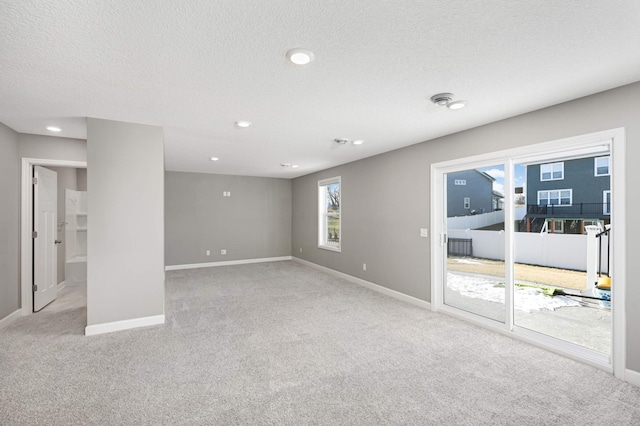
[595,156,610,177]
[537,189,572,206]
[318,176,341,252]
[540,162,564,181]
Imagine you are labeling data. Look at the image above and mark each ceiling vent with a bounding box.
[430,93,467,110]
[430,93,454,106]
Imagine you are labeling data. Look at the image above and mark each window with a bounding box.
[603,190,611,215]
[463,197,470,209]
[538,189,572,206]
[318,177,341,251]
[551,219,564,234]
[454,179,466,185]
[540,162,564,181]
[595,156,610,176]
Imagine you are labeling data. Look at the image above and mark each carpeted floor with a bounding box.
[1,261,639,425]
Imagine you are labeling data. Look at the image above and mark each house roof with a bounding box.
[1,1,639,178]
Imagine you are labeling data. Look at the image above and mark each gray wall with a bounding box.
[165,172,291,266]
[76,168,87,191]
[19,133,87,162]
[292,81,640,373]
[0,123,20,321]
[86,118,164,326]
[293,151,431,301]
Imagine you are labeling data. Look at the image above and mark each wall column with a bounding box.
[86,118,164,335]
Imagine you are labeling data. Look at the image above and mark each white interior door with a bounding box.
[33,166,57,311]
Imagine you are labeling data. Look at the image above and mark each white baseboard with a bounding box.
[292,257,430,310]
[85,314,165,336]
[57,281,66,291]
[0,309,23,330]
[626,369,640,388]
[165,256,292,271]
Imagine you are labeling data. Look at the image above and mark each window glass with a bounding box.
[538,189,571,206]
[540,162,564,181]
[595,156,610,176]
[318,177,341,251]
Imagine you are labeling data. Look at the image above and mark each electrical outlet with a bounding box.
[221,249,227,255]
[206,250,210,256]
[299,247,303,253]
[363,263,367,271]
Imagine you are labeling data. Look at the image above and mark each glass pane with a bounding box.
[326,183,340,214]
[325,214,340,246]
[444,165,505,323]
[514,155,611,354]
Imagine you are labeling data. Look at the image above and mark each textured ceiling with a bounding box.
[1,1,639,178]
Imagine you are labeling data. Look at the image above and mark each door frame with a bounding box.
[430,128,626,379]
[20,158,87,316]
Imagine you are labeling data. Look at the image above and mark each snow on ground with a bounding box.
[447,273,580,312]
[453,258,483,265]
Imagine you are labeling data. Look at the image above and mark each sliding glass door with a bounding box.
[512,153,612,355]
[444,165,505,323]
[433,134,620,371]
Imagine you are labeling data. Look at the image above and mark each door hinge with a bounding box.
[32,231,38,238]
[32,284,38,292]
[32,177,37,185]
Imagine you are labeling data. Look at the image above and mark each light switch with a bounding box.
[420,228,428,238]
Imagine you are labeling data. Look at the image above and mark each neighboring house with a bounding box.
[522,155,611,233]
[447,170,503,217]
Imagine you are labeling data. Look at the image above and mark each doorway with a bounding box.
[430,129,626,378]
[20,158,87,317]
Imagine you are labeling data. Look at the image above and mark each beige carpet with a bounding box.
[1,261,638,425]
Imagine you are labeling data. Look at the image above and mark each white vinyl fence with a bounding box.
[447,229,610,273]
[447,210,504,230]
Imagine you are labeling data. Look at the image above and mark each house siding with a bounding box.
[527,157,610,219]
[446,170,494,217]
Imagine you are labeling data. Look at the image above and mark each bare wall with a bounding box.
[165,172,292,266]
[0,122,20,321]
[292,81,640,373]
[86,118,164,327]
[18,133,87,162]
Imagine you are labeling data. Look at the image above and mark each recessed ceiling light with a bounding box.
[46,126,62,132]
[286,48,314,65]
[352,140,364,145]
[447,100,467,110]
[291,164,299,168]
[210,157,219,161]
[235,120,252,128]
